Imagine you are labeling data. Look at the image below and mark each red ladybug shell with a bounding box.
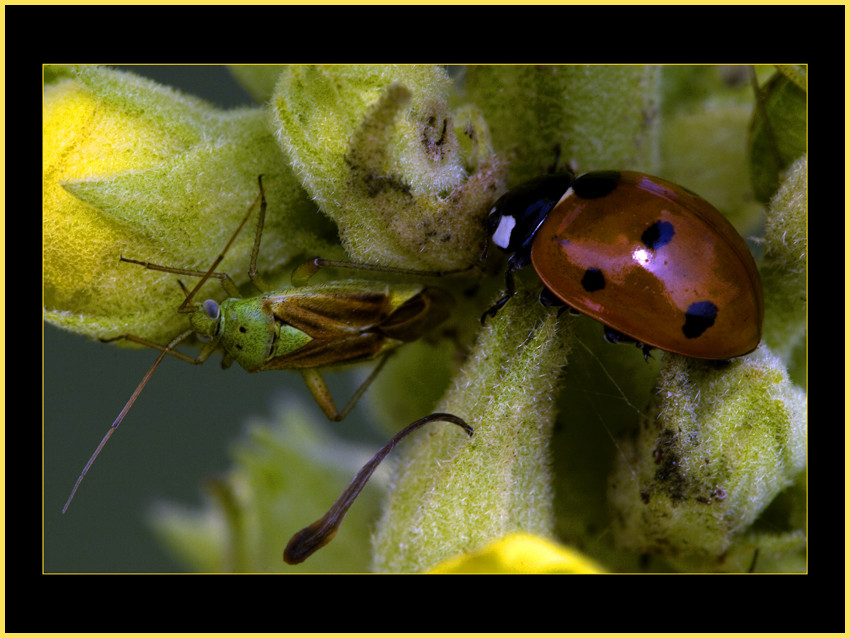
[530,171,763,359]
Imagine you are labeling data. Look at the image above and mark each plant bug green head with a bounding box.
[62,174,471,563]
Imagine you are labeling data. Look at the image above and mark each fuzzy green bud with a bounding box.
[608,348,806,569]
[465,65,661,182]
[271,64,506,271]
[760,155,808,365]
[372,289,572,572]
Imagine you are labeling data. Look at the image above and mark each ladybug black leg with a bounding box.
[481,295,510,324]
[538,286,561,307]
[481,259,521,324]
[538,286,572,317]
[639,343,655,362]
[603,325,655,362]
[602,325,629,345]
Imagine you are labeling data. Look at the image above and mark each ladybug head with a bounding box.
[487,172,575,257]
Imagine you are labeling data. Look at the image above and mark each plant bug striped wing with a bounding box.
[63,175,470,563]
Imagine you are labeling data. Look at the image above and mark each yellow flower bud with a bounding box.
[43,65,339,345]
[429,532,605,573]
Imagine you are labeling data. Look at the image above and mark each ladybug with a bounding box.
[483,170,763,360]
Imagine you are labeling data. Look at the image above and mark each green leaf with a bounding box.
[749,66,807,202]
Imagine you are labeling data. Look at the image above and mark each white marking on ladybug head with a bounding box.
[492,214,516,249]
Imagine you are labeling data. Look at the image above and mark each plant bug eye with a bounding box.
[203,299,219,320]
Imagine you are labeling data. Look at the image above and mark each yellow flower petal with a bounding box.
[428,533,605,574]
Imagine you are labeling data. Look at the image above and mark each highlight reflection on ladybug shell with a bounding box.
[531,171,763,359]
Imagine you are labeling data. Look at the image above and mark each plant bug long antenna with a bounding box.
[61,178,268,513]
[62,328,194,513]
[283,412,472,565]
[63,173,457,514]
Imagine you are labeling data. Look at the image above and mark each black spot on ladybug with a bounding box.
[573,171,620,199]
[682,301,718,338]
[581,267,606,292]
[641,220,675,250]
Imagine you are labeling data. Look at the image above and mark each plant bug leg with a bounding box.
[283,412,473,565]
[290,255,474,288]
[300,354,392,422]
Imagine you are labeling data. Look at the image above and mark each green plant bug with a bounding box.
[62,175,472,562]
